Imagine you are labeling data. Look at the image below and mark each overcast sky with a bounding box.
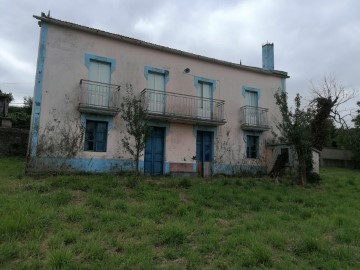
[1,0,359,119]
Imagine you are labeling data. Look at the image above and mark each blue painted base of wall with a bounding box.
[27,157,136,173]
[27,157,267,176]
[213,163,267,176]
[27,157,174,174]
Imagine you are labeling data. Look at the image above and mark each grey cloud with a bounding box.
[0,0,359,116]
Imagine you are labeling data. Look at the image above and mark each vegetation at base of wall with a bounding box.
[1,157,360,269]
[7,96,33,128]
[8,108,30,127]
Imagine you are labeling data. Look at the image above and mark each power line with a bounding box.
[0,82,33,84]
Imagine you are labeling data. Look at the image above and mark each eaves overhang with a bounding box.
[34,14,289,79]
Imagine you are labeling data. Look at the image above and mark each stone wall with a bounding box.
[0,127,29,156]
[320,148,360,169]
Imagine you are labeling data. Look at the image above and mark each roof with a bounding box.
[34,14,289,79]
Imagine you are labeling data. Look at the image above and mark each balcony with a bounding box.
[78,79,120,116]
[239,106,270,131]
[140,89,226,126]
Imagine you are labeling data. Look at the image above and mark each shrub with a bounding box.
[178,177,192,189]
[307,172,321,184]
[125,176,141,189]
[159,224,187,246]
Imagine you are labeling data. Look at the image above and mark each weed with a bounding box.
[65,207,85,223]
[125,175,141,189]
[294,237,320,255]
[243,243,272,267]
[159,224,187,246]
[63,230,77,245]
[178,177,192,189]
[52,190,72,206]
[48,248,75,269]
[86,195,104,209]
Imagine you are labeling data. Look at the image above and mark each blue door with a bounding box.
[144,127,165,175]
[196,131,213,176]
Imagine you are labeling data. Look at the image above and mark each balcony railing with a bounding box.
[78,79,120,116]
[239,106,270,131]
[140,89,226,126]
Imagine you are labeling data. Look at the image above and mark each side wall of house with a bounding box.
[27,22,285,174]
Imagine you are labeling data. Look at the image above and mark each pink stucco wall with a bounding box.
[33,21,286,174]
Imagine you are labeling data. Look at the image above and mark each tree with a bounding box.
[23,96,33,114]
[350,102,360,162]
[7,96,33,127]
[353,101,360,128]
[0,90,13,117]
[274,91,313,185]
[309,76,357,150]
[274,77,358,182]
[338,102,360,163]
[0,89,14,103]
[119,85,152,175]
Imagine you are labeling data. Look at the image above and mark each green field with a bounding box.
[0,157,359,269]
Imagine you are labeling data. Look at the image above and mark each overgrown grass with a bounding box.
[0,157,359,269]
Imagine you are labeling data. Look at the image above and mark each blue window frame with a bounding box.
[194,77,216,119]
[84,54,116,74]
[84,120,108,152]
[246,135,259,159]
[144,66,169,87]
[194,76,216,97]
[242,86,261,105]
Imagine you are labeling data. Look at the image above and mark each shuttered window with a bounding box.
[88,60,111,107]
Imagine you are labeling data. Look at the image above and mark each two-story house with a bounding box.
[27,13,289,176]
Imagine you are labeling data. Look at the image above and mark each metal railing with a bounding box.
[239,105,269,130]
[140,89,226,124]
[79,79,120,113]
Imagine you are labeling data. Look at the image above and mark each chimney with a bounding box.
[262,43,274,70]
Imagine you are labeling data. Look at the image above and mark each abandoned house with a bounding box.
[27,13,290,176]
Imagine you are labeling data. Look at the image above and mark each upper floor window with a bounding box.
[84,54,116,108]
[245,90,258,108]
[194,77,216,120]
[242,86,261,108]
[144,66,169,114]
[88,60,111,107]
[242,87,261,126]
[147,71,165,92]
[89,60,111,83]
[198,81,212,119]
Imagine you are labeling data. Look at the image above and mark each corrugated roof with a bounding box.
[34,14,289,78]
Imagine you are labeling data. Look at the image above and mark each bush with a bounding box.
[307,172,321,184]
[178,177,191,189]
[125,175,141,189]
[159,224,187,246]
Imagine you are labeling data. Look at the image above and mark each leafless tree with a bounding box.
[309,75,358,150]
[310,75,357,128]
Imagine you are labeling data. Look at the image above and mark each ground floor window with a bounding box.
[246,135,259,158]
[84,120,108,152]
